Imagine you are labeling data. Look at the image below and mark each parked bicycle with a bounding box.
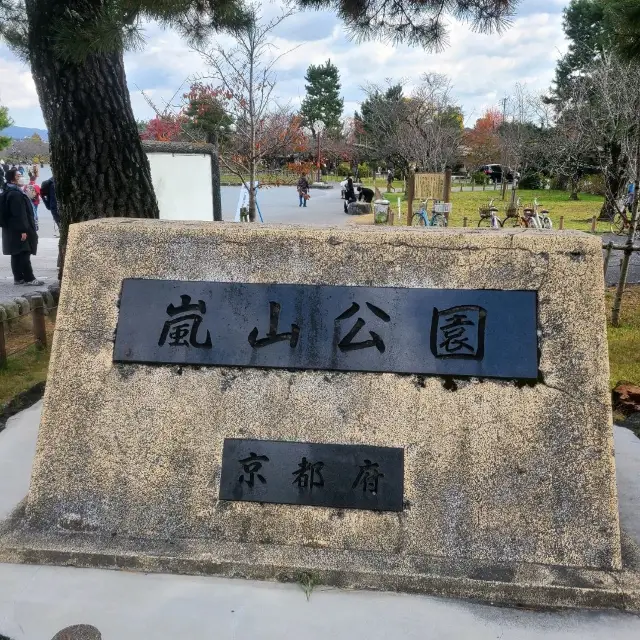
[610,200,640,237]
[412,199,449,227]
[506,199,553,229]
[518,199,552,229]
[479,198,521,228]
[478,199,502,228]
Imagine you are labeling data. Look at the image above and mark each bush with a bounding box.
[550,175,569,191]
[357,162,371,178]
[471,171,489,186]
[580,173,606,196]
[337,162,351,177]
[518,171,544,190]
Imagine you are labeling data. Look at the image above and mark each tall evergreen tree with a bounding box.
[604,0,640,61]
[300,59,343,134]
[551,0,612,99]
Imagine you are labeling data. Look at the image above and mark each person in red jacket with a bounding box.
[24,172,41,229]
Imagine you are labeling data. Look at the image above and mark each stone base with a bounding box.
[1,504,639,612]
[347,202,371,215]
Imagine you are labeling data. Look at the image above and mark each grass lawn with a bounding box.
[607,285,640,390]
[365,187,608,233]
[0,315,54,410]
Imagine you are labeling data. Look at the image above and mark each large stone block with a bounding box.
[1,220,636,610]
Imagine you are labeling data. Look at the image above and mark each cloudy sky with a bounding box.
[0,0,568,130]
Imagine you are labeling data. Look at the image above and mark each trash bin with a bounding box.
[374,199,390,224]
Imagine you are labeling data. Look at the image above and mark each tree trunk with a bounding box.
[569,175,580,201]
[26,0,159,273]
[599,141,627,220]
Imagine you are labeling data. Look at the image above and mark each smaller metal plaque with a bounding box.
[219,439,404,512]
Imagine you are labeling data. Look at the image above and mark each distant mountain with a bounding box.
[1,126,49,142]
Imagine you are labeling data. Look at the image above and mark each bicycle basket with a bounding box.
[433,203,452,214]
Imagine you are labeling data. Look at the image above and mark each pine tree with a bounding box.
[300,60,343,134]
[603,0,640,61]
[0,0,249,258]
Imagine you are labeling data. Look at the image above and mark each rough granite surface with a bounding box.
[21,221,620,574]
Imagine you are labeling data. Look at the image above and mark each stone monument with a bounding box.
[1,220,638,610]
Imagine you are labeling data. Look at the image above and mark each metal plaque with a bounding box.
[219,439,404,512]
[113,280,538,380]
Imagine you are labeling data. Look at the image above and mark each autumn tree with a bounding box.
[464,109,502,171]
[195,5,306,221]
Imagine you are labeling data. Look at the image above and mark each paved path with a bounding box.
[0,404,639,639]
[602,232,640,287]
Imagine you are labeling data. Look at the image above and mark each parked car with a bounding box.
[478,164,520,184]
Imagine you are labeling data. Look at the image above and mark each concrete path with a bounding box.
[0,403,639,639]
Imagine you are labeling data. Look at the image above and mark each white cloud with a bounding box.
[0,0,570,130]
[0,56,39,110]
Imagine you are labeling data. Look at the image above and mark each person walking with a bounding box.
[297,173,310,208]
[41,176,60,237]
[0,168,43,286]
[24,172,41,229]
[387,169,394,193]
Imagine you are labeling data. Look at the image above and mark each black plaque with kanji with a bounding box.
[113,279,538,379]
[219,439,405,512]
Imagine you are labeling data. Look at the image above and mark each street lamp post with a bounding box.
[313,120,326,183]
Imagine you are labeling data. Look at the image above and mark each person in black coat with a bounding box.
[357,186,375,203]
[0,168,42,285]
[343,176,356,214]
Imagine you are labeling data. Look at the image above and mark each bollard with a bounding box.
[463,217,468,228]
[389,210,395,226]
[559,216,564,230]
[591,216,597,233]
[0,319,6,369]
[603,241,613,278]
[31,295,47,351]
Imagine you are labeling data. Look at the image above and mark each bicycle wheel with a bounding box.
[612,213,627,236]
[505,216,521,228]
[411,213,426,227]
[477,216,492,228]
[432,214,447,227]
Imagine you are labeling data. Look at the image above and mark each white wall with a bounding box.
[147,152,213,221]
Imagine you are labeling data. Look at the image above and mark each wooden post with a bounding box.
[559,216,564,230]
[443,168,452,204]
[406,171,415,227]
[463,217,468,228]
[591,216,597,233]
[603,241,613,278]
[388,209,395,226]
[31,295,47,351]
[0,319,6,369]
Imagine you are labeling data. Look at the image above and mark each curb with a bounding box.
[0,282,60,323]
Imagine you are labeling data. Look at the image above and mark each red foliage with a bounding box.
[140,116,184,142]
